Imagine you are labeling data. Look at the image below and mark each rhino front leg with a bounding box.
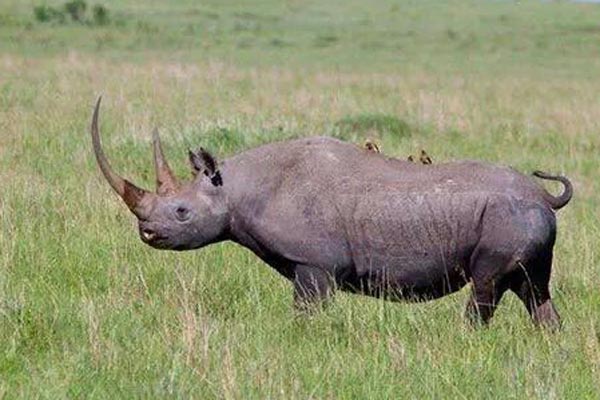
[293,264,334,311]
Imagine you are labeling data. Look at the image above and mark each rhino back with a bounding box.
[223,136,548,208]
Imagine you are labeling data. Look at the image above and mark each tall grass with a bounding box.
[0,1,599,398]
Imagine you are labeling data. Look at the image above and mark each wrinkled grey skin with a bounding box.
[91,98,572,328]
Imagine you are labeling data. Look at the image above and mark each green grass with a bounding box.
[3,0,600,75]
[1,0,599,398]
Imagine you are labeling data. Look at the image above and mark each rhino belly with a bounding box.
[340,254,471,301]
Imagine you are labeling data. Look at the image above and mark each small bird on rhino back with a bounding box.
[363,139,433,165]
[407,149,432,165]
[91,97,572,329]
[363,139,381,154]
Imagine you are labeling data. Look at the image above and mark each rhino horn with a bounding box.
[152,128,180,195]
[90,96,152,218]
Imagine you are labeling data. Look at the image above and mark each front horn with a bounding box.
[90,96,151,218]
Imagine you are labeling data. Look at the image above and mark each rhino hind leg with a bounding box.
[466,240,560,329]
[465,283,507,326]
[510,252,561,330]
[465,273,510,326]
[293,264,334,312]
[464,247,515,326]
[465,201,559,328]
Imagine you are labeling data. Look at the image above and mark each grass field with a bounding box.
[1,0,600,398]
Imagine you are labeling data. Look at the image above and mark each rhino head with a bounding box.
[90,97,229,251]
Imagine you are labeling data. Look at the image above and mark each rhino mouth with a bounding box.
[138,227,188,251]
[139,227,168,247]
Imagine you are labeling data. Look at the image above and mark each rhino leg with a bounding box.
[464,250,512,326]
[465,280,509,326]
[293,264,334,311]
[511,252,561,330]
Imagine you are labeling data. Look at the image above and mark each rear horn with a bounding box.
[153,128,180,195]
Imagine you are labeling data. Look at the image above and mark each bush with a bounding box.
[92,4,109,25]
[64,0,86,22]
[33,5,52,22]
[33,5,66,24]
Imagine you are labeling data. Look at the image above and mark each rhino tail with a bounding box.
[532,170,573,210]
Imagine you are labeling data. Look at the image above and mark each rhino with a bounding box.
[90,98,572,328]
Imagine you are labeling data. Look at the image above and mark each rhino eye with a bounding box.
[174,206,191,222]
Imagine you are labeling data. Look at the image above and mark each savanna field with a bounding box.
[1,0,600,398]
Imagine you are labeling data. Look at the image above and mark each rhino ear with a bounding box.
[188,147,223,186]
